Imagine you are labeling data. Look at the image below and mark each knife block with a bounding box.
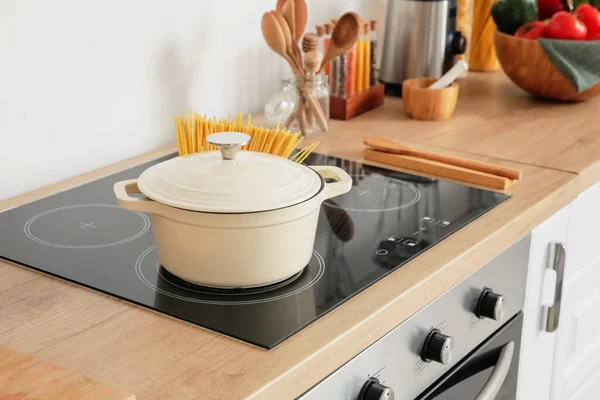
[329,84,385,120]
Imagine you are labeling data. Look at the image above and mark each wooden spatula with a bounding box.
[364,149,515,190]
[363,136,522,181]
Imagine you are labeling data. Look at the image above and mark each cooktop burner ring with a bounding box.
[157,264,304,296]
[24,204,150,249]
[135,246,325,305]
[323,181,421,213]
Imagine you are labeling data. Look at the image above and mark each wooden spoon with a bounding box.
[261,11,302,78]
[282,0,296,44]
[272,10,304,74]
[318,12,361,73]
[276,0,286,12]
[363,136,523,180]
[285,0,307,42]
[281,0,304,63]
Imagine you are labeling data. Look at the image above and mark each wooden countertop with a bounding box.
[0,346,135,400]
[316,72,600,192]
[0,72,591,399]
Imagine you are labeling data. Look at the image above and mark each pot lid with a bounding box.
[137,132,323,213]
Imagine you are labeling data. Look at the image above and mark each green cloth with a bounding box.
[539,39,600,93]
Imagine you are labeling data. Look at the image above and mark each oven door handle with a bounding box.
[474,341,515,400]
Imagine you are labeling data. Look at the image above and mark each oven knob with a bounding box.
[421,329,453,365]
[359,378,395,400]
[476,289,504,321]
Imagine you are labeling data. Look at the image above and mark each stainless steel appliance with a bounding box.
[380,0,467,93]
[299,235,529,400]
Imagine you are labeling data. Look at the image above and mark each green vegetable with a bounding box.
[491,0,539,35]
[573,0,600,9]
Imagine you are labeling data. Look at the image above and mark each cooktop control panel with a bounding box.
[299,235,530,400]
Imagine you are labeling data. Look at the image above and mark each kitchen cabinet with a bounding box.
[551,181,600,400]
[518,206,569,400]
[519,181,600,400]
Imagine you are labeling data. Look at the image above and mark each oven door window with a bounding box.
[416,313,522,400]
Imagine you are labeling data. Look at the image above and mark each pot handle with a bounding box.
[311,166,353,200]
[113,179,163,214]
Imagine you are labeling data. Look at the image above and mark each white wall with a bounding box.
[0,0,385,200]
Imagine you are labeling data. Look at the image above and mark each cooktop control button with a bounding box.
[421,329,453,365]
[359,378,395,400]
[476,289,504,321]
[387,236,404,243]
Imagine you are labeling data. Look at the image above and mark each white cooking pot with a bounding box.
[114,132,352,288]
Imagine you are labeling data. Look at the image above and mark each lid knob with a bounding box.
[207,132,251,160]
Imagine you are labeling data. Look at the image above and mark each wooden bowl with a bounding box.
[402,78,459,121]
[494,31,600,101]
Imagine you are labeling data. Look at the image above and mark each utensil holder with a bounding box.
[402,78,459,121]
[329,83,385,120]
[282,76,330,136]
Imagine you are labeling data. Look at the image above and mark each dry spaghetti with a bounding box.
[174,111,319,163]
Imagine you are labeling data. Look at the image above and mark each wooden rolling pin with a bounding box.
[363,137,523,181]
[364,148,516,190]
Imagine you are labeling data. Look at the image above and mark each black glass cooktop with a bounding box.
[0,153,509,349]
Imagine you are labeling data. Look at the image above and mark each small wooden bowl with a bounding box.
[494,31,600,102]
[402,78,459,121]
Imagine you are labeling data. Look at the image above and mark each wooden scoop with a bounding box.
[363,136,523,180]
[318,12,360,73]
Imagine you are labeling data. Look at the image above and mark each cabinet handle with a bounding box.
[474,341,515,400]
[545,242,566,333]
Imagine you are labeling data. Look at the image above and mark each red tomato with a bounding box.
[576,4,600,34]
[545,11,588,40]
[588,31,600,40]
[537,0,567,20]
[515,21,547,39]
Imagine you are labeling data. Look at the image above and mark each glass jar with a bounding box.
[264,73,330,136]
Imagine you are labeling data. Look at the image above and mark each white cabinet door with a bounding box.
[552,181,600,400]
[518,206,569,400]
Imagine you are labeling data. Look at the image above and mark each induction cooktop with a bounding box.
[0,153,509,349]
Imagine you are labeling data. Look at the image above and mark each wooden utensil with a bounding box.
[261,11,302,77]
[402,78,459,121]
[281,0,305,66]
[281,0,296,52]
[364,149,515,190]
[303,87,328,131]
[302,33,318,53]
[304,51,320,128]
[272,10,304,74]
[271,10,315,133]
[294,0,308,42]
[281,0,307,42]
[318,12,361,73]
[298,99,308,134]
[363,136,523,180]
[276,0,286,12]
[304,50,320,74]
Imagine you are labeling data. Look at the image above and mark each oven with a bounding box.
[299,235,530,400]
[416,312,522,400]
